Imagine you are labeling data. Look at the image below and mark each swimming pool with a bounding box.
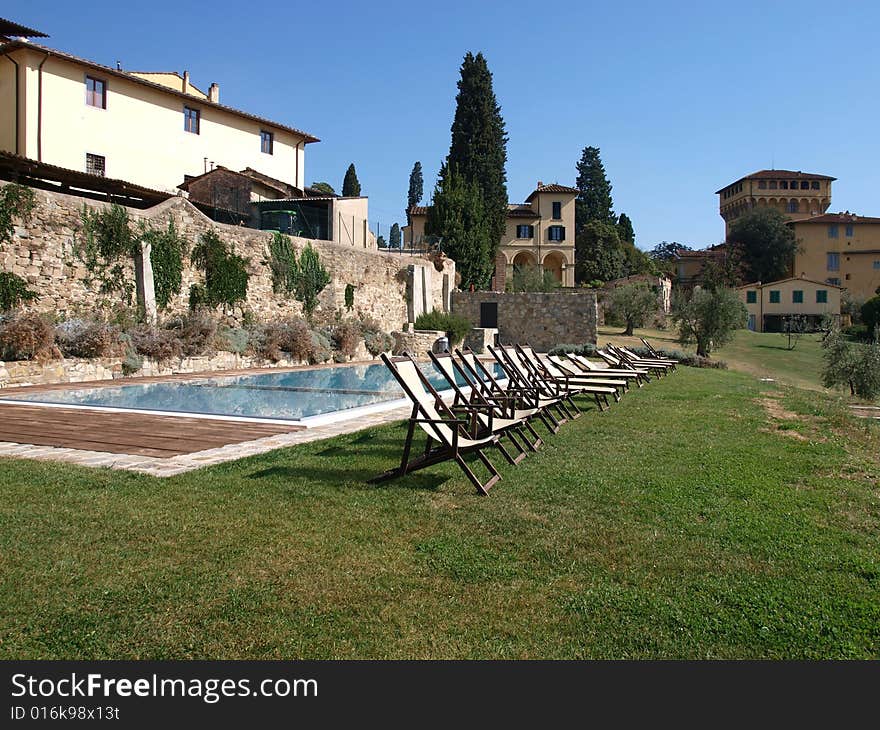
[0,360,502,425]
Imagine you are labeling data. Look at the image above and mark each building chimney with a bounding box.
[208,83,219,103]
[116,60,122,71]
[182,70,190,94]
[537,180,544,188]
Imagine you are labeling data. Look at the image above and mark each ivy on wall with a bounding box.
[0,184,38,311]
[73,203,137,304]
[0,183,36,248]
[267,232,297,295]
[189,230,249,311]
[141,219,187,310]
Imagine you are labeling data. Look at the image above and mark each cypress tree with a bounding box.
[616,212,635,246]
[426,164,494,289]
[446,52,508,250]
[342,164,361,197]
[575,146,614,231]
[390,222,401,249]
[407,162,424,212]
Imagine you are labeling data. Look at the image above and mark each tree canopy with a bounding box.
[446,51,508,246]
[407,162,423,213]
[342,164,361,197]
[575,221,654,284]
[609,283,657,335]
[575,146,614,231]
[426,164,494,290]
[727,208,798,283]
[672,287,747,357]
[309,181,336,196]
[616,212,634,246]
[389,223,401,249]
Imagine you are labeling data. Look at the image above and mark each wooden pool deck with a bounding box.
[0,403,304,458]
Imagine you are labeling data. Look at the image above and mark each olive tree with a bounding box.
[672,287,747,357]
[608,282,657,336]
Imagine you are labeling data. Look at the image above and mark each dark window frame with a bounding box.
[184,106,200,134]
[551,201,562,220]
[85,75,107,109]
[769,290,781,303]
[260,130,274,155]
[816,290,828,303]
[792,290,804,304]
[746,290,757,304]
[516,224,533,239]
[547,225,565,242]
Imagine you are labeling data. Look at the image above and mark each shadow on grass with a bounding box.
[245,464,451,492]
[754,344,796,352]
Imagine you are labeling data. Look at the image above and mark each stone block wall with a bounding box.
[391,329,446,356]
[451,290,598,352]
[0,181,455,334]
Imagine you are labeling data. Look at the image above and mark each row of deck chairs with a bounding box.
[369,338,678,495]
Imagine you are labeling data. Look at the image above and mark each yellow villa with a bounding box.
[405,182,578,289]
[0,35,318,194]
[790,213,880,301]
[737,276,841,332]
[716,170,834,237]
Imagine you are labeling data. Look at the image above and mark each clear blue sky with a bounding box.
[11,1,880,248]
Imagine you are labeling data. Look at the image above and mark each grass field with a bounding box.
[598,325,826,391]
[1,367,878,659]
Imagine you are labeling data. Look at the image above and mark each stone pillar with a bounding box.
[134,239,157,324]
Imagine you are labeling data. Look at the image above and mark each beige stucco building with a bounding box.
[737,276,841,332]
[0,38,318,194]
[404,182,577,289]
[790,213,880,301]
[716,170,834,237]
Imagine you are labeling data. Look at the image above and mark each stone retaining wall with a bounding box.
[1,181,454,333]
[451,290,598,351]
[391,329,446,356]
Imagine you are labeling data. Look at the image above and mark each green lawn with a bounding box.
[1,367,878,659]
[599,325,826,391]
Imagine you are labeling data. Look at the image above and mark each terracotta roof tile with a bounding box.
[716,169,835,194]
[791,212,880,225]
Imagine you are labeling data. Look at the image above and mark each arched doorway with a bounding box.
[543,251,564,284]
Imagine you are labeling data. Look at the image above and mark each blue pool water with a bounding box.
[2,361,502,421]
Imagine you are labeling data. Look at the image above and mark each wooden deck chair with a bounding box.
[518,345,626,405]
[619,344,677,370]
[489,343,581,421]
[368,353,504,495]
[545,354,629,394]
[609,344,674,375]
[562,352,649,387]
[640,337,676,363]
[502,343,613,413]
[429,351,544,453]
[599,346,664,379]
[454,348,564,435]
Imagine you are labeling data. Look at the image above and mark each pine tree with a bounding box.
[575,146,614,231]
[407,162,423,212]
[616,212,634,245]
[342,164,361,197]
[426,164,494,289]
[309,181,335,195]
[446,52,508,249]
[390,223,401,249]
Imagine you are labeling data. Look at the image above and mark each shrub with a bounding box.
[361,317,393,357]
[861,296,880,339]
[344,283,355,311]
[131,326,182,363]
[121,349,143,375]
[0,183,37,248]
[331,319,361,360]
[414,309,471,346]
[75,202,137,304]
[508,264,559,292]
[823,328,880,399]
[215,325,251,355]
[310,330,332,363]
[842,324,870,342]
[0,312,58,361]
[283,320,315,363]
[142,219,187,310]
[267,232,297,295]
[294,242,330,318]
[252,319,314,363]
[164,312,217,357]
[55,319,124,359]
[0,271,37,312]
[548,343,599,357]
[253,322,286,362]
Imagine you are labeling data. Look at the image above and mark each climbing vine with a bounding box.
[294,242,330,319]
[141,219,187,310]
[0,183,36,248]
[344,283,355,311]
[189,230,249,311]
[267,231,297,295]
[0,271,37,312]
[73,203,137,304]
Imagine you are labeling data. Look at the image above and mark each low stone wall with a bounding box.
[463,327,497,354]
[0,347,382,389]
[391,329,446,356]
[451,290,598,351]
[1,181,454,334]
